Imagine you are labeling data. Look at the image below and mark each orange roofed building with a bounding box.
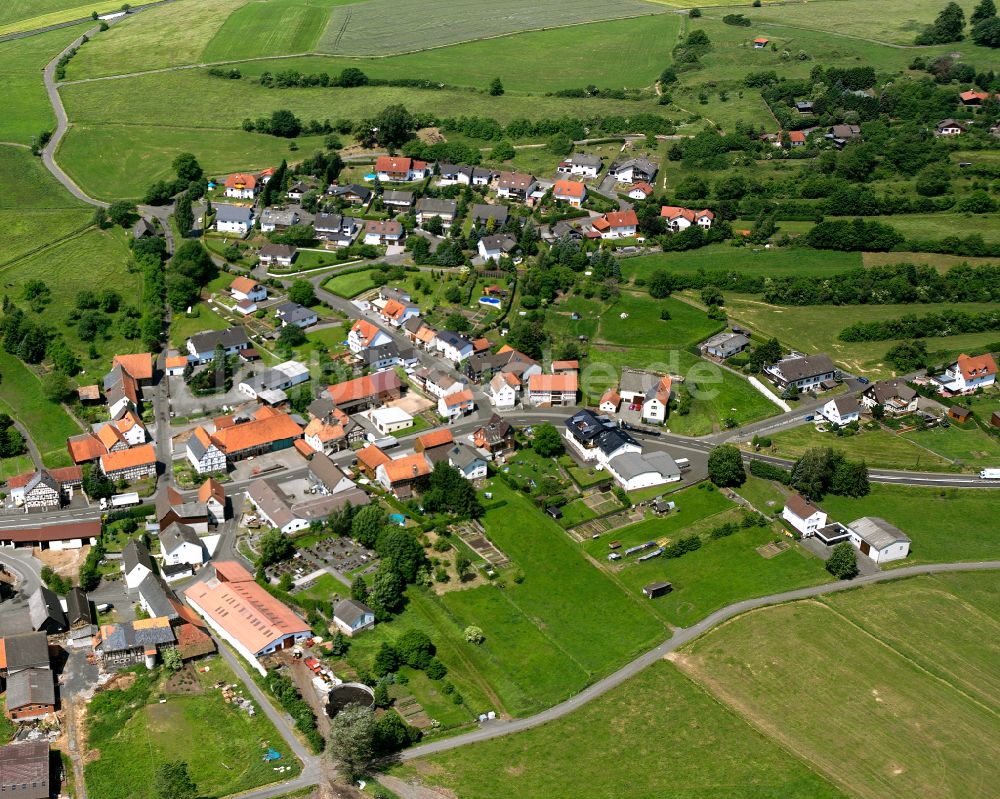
[184,561,311,675]
[224,173,258,199]
[207,407,302,461]
[527,373,577,407]
[374,156,429,183]
[374,453,431,498]
[100,444,157,482]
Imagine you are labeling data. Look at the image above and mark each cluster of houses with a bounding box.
[782,493,911,564]
[68,353,157,484]
[598,368,673,424]
[563,409,683,491]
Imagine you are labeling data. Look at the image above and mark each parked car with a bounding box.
[856,376,870,385]
[804,414,815,421]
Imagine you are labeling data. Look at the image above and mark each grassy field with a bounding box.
[65,0,249,79]
[595,292,724,351]
[621,245,862,281]
[231,13,681,93]
[733,474,788,514]
[766,425,954,471]
[317,0,663,56]
[58,124,328,201]
[0,208,93,266]
[821,484,1000,564]
[395,660,846,799]
[322,269,379,298]
[0,1,116,34]
[202,0,334,61]
[0,350,81,467]
[170,303,230,348]
[439,482,665,715]
[677,571,1000,799]
[723,295,1000,378]
[901,424,1000,472]
[85,657,301,799]
[0,24,91,144]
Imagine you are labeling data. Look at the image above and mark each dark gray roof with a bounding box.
[609,451,679,481]
[97,619,175,653]
[566,152,602,168]
[137,574,179,620]
[275,302,316,325]
[334,598,373,626]
[361,342,400,365]
[313,212,355,232]
[261,208,298,226]
[159,522,201,555]
[402,316,425,333]
[471,204,508,224]
[611,156,657,176]
[308,453,349,491]
[5,667,54,712]
[447,443,485,471]
[259,243,296,259]
[122,538,153,575]
[308,397,335,421]
[866,379,917,405]
[382,190,414,205]
[1,632,49,672]
[476,413,512,445]
[703,332,750,354]
[832,395,860,416]
[328,183,372,201]
[0,741,49,797]
[415,198,457,216]
[436,330,472,350]
[480,234,517,252]
[28,586,66,632]
[215,203,253,224]
[188,327,250,354]
[133,217,156,238]
[66,587,92,627]
[774,354,836,381]
[596,427,638,457]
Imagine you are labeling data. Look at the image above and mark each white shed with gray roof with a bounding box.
[848,517,911,563]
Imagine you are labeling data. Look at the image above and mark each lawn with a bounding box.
[57,124,328,201]
[201,0,332,61]
[439,482,665,715]
[0,208,93,267]
[723,295,1000,378]
[0,698,15,744]
[901,424,1000,472]
[620,245,862,282]
[820,484,1000,565]
[0,24,91,144]
[394,660,845,799]
[84,657,302,799]
[322,269,379,298]
[316,0,664,56]
[0,1,118,34]
[766,425,956,472]
[0,349,81,467]
[0,454,36,482]
[234,13,681,93]
[733,474,788,515]
[677,572,1000,799]
[170,303,229,349]
[595,293,725,351]
[2,226,142,373]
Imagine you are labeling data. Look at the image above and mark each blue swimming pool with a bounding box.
[479,296,502,307]
[364,173,377,181]
[388,513,406,526]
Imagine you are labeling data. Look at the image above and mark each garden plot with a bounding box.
[455,521,510,569]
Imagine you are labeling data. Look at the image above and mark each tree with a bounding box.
[707,445,746,487]
[278,323,307,348]
[154,761,197,799]
[972,14,1000,44]
[444,311,470,332]
[790,447,834,500]
[367,566,404,619]
[287,279,316,306]
[372,642,399,676]
[464,625,485,644]
[162,647,182,672]
[506,312,546,359]
[83,466,114,500]
[547,134,573,156]
[351,574,369,603]
[172,152,203,183]
[489,141,515,161]
[373,711,420,754]
[107,200,136,227]
[258,528,294,567]
[373,683,391,708]
[330,631,350,656]
[489,77,504,96]
[972,0,997,25]
[269,109,302,138]
[395,629,434,669]
[173,192,193,236]
[648,270,673,299]
[915,165,951,197]
[328,704,375,781]
[42,371,74,404]
[532,423,564,457]
[352,505,387,549]
[377,528,426,584]
[826,542,859,579]
[916,2,965,43]
[831,460,870,497]
[373,104,416,148]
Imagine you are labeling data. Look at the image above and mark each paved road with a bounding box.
[399,559,1000,760]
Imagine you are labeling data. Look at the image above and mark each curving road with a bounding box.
[399,559,1000,760]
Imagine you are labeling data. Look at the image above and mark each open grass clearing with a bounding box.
[439,481,665,715]
[0,208,93,266]
[621,245,861,281]
[862,251,1000,270]
[901,424,1000,472]
[169,302,229,349]
[64,0,249,79]
[0,1,118,34]
[0,454,37,482]
[819,484,1000,565]
[0,145,88,210]
[202,0,333,61]
[677,572,1000,799]
[317,0,665,56]
[766,425,955,472]
[84,657,301,799]
[0,25,91,144]
[322,269,379,298]
[231,13,680,93]
[723,294,1000,378]
[58,124,328,201]
[394,659,845,799]
[733,474,788,514]
[596,292,724,350]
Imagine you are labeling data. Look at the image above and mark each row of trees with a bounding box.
[839,308,1000,342]
[917,0,1000,47]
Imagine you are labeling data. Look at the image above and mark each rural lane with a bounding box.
[398,559,1000,760]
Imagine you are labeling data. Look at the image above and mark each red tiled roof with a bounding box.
[553,179,586,198]
[225,173,257,189]
[957,353,997,380]
[210,412,302,455]
[327,371,401,405]
[0,520,101,544]
[357,444,391,471]
[443,388,474,407]
[198,477,225,505]
[230,276,261,295]
[417,429,454,449]
[381,299,407,320]
[529,373,578,393]
[113,353,153,381]
[294,439,316,458]
[381,453,431,483]
[67,433,107,464]
[789,130,807,143]
[100,444,156,473]
[165,355,188,369]
[629,182,654,196]
[602,210,638,228]
[551,360,579,371]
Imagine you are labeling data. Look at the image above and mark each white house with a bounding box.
[369,406,413,435]
[374,156,429,182]
[347,319,392,354]
[848,516,911,564]
[434,330,474,363]
[605,451,681,491]
[591,210,638,240]
[121,539,154,589]
[782,493,827,537]
[599,388,620,414]
[860,379,918,416]
[224,173,257,200]
[557,153,602,178]
[415,198,457,229]
[821,395,860,426]
[438,389,474,419]
[935,353,997,394]
[363,219,404,246]
[274,302,318,329]
[186,427,226,475]
[618,369,671,423]
[258,243,296,268]
[260,208,298,233]
[425,372,467,399]
[627,182,654,200]
[608,157,657,185]
[527,373,577,407]
[215,204,254,237]
[230,276,267,303]
[660,206,714,231]
[446,443,488,480]
[333,599,375,636]
[487,372,519,409]
[765,354,837,391]
[552,180,586,208]
[496,171,537,201]
[935,119,967,136]
[159,522,207,567]
[563,409,642,466]
[478,234,517,262]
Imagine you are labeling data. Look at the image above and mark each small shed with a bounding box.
[991,411,1000,429]
[949,405,972,423]
[642,582,673,599]
[545,506,563,520]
